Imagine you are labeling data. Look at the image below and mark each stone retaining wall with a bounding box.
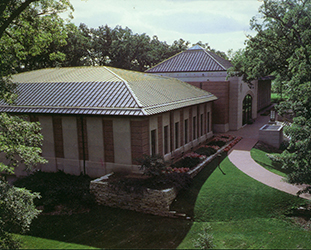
[90,174,178,217]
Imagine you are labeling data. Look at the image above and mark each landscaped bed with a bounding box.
[90,134,242,217]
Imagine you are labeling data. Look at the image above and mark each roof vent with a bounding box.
[188,45,204,50]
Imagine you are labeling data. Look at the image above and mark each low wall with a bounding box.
[259,124,284,148]
[90,174,178,217]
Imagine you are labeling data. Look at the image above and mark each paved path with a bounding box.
[224,109,311,200]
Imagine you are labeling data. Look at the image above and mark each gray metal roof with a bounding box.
[0,66,217,116]
[146,45,233,73]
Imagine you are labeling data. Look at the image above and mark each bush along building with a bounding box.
[146,45,273,132]
[0,66,217,177]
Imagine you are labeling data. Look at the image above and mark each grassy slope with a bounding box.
[17,235,97,249]
[21,206,192,249]
[178,157,311,249]
[250,148,287,177]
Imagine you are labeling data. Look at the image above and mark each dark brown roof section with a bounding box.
[146,45,233,73]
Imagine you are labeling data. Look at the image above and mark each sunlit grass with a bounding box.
[178,157,311,249]
[251,148,287,177]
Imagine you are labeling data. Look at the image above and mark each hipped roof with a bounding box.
[146,45,233,73]
[0,66,217,116]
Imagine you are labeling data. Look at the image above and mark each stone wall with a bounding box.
[90,174,178,217]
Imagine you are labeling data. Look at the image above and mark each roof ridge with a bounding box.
[204,50,227,71]
[104,67,145,112]
[145,50,185,72]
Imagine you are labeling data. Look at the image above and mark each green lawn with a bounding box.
[178,157,311,249]
[18,153,223,249]
[18,153,311,249]
[250,148,288,177]
[17,235,97,249]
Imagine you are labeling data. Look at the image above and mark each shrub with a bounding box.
[192,224,215,249]
[139,154,167,177]
[149,172,192,191]
[207,140,226,147]
[13,171,95,212]
[1,178,40,249]
[109,172,192,193]
[171,156,202,169]
[195,147,217,157]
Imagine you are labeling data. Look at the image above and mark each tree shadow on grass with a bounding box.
[26,154,225,249]
[170,152,227,218]
[28,205,192,249]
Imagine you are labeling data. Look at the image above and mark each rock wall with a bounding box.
[90,174,178,217]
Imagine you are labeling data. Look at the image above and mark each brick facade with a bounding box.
[130,119,149,164]
[189,81,229,125]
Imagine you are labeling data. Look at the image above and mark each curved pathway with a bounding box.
[223,109,311,200]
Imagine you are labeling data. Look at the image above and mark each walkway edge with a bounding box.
[228,138,311,200]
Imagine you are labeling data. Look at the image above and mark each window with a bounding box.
[175,122,179,149]
[243,94,253,125]
[77,117,88,161]
[207,112,210,133]
[200,114,203,136]
[52,116,64,158]
[151,129,156,156]
[193,116,196,140]
[164,125,169,154]
[200,82,203,89]
[184,119,188,144]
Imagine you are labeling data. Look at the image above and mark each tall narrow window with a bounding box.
[151,129,156,156]
[207,112,210,133]
[193,116,196,140]
[164,125,169,154]
[184,119,188,144]
[175,122,179,149]
[243,94,253,125]
[77,117,88,161]
[200,114,203,136]
[52,116,64,158]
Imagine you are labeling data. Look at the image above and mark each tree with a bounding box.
[0,180,40,249]
[0,1,72,248]
[228,0,311,194]
[59,23,190,72]
[0,0,73,75]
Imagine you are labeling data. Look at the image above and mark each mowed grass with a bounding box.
[178,157,311,249]
[250,148,288,177]
[17,153,311,249]
[16,235,97,249]
[22,205,192,249]
[17,153,223,249]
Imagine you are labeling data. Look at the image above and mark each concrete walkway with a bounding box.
[225,111,311,200]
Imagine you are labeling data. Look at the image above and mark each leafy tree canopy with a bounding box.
[0,0,73,76]
[58,23,228,72]
[0,1,72,248]
[228,0,311,193]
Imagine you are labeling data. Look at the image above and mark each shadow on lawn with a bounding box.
[170,152,227,217]
[26,153,226,249]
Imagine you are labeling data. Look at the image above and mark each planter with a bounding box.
[90,173,178,217]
